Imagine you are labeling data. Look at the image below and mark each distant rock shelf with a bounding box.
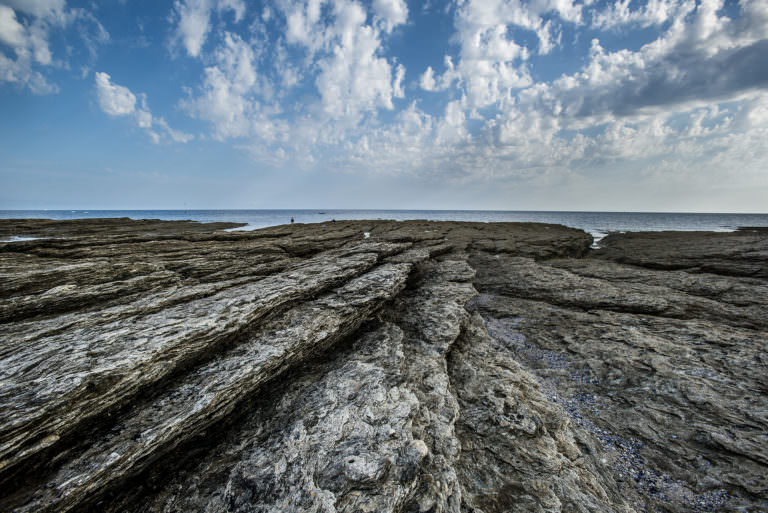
[0,218,766,512]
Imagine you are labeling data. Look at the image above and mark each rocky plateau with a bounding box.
[0,218,766,513]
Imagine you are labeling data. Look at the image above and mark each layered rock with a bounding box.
[0,219,765,513]
[592,229,768,279]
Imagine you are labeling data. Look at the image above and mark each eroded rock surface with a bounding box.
[0,219,765,513]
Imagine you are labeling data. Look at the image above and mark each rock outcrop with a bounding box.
[0,219,765,512]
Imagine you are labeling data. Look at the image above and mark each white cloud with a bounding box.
[393,62,405,97]
[95,71,136,116]
[175,0,213,57]
[372,0,408,33]
[0,3,69,64]
[0,1,109,93]
[1,0,67,22]
[418,56,457,93]
[162,0,768,203]
[172,0,246,58]
[135,106,153,128]
[0,5,25,48]
[277,0,408,137]
[414,0,583,104]
[516,0,768,124]
[414,0,585,111]
[0,52,55,93]
[437,0,562,110]
[315,21,399,119]
[180,0,408,158]
[401,0,767,180]
[95,72,192,144]
[0,4,58,92]
[182,32,263,139]
[321,0,768,189]
[156,117,196,143]
[419,66,436,91]
[738,0,768,41]
[283,0,331,53]
[455,0,582,55]
[592,0,689,29]
[436,100,469,145]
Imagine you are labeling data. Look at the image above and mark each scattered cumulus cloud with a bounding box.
[1,0,67,20]
[0,6,26,48]
[175,0,410,167]
[0,0,109,93]
[181,32,271,140]
[509,0,768,123]
[0,2,60,93]
[371,0,768,185]
[95,71,137,115]
[591,0,689,29]
[315,19,399,118]
[3,0,768,203]
[172,0,246,57]
[162,0,768,187]
[372,0,408,33]
[95,71,192,144]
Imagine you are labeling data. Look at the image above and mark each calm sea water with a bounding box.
[2,210,768,242]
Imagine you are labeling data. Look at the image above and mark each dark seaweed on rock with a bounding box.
[0,218,765,513]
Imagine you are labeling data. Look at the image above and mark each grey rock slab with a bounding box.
[471,253,768,329]
[0,243,408,480]
[102,256,477,513]
[5,262,412,512]
[470,294,768,512]
[387,259,478,513]
[2,267,289,353]
[592,230,768,279]
[547,258,768,309]
[113,322,424,513]
[0,260,168,298]
[0,271,181,323]
[449,313,637,513]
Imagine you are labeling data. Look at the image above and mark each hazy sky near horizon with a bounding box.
[1,0,767,211]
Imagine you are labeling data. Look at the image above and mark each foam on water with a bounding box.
[589,231,609,249]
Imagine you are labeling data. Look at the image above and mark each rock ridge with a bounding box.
[0,219,765,513]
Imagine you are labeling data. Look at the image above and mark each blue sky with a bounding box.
[1,0,767,211]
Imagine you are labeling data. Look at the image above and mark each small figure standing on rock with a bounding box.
[332,219,336,224]
[290,217,294,224]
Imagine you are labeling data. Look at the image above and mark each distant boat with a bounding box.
[318,212,326,214]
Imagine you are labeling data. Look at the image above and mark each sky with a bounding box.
[0,0,767,211]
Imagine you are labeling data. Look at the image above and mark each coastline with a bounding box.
[3,209,768,243]
[0,218,766,512]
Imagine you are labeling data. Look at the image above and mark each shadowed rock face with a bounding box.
[0,219,765,513]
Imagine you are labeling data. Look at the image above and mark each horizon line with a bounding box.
[2,208,768,215]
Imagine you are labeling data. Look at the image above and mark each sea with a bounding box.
[2,210,768,245]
